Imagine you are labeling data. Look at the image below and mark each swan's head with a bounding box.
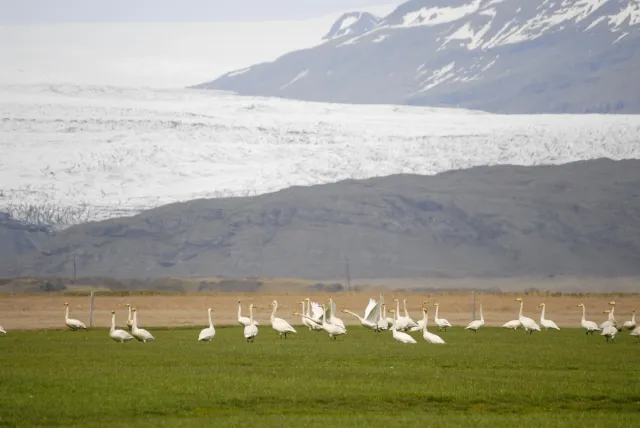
[515,298,523,302]
[393,298,398,302]
[389,309,395,313]
[609,301,616,305]
[603,309,611,314]
[111,310,115,314]
[304,297,311,301]
[64,302,69,306]
[125,303,130,307]
[577,303,584,307]
[299,301,304,304]
[433,303,439,307]
[341,309,348,313]
[293,312,299,316]
[237,300,241,304]
[208,307,212,312]
[132,308,137,312]
[422,300,429,305]
[539,303,544,308]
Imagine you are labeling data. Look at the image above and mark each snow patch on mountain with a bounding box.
[322,11,381,40]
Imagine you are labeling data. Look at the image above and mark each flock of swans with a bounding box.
[1,296,637,344]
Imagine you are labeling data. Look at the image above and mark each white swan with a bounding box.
[297,303,346,340]
[502,320,521,330]
[433,303,452,331]
[392,299,410,331]
[465,304,484,332]
[599,301,616,330]
[403,299,419,330]
[298,300,316,330]
[269,300,297,339]
[342,296,383,331]
[515,298,541,334]
[198,308,216,342]
[421,309,445,344]
[389,309,416,344]
[600,311,617,342]
[620,309,636,331]
[131,308,155,342]
[410,301,430,332]
[109,310,134,343]
[630,325,640,338]
[244,304,259,342]
[237,300,260,327]
[64,302,87,330]
[538,303,560,330]
[304,298,324,324]
[577,303,599,334]
[324,298,346,330]
[0,325,6,334]
[125,303,133,331]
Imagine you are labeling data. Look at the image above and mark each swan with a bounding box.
[619,309,636,331]
[515,298,541,334]
[502,320,521,330]
[538,303,560,330]
[299,300,315,330]
[577,303,599,334]
[304,298,324,324]
[296,303,346,340]
[376,300,389,331]
[237,300,260,327]
[389,309,416,344]
[125,303,133,331]
[64,302,87,330]
[324,298,346,329]
[0,325,6,334]
[433,303,452,331]
[342,296,383,331]
[109,310,134,343]
[630,325,640,339]
[465,304,484,332]
[403,299,419,330]
[198,308,216,342]
[421,309,445,344]
[599,301,617,330]
[600,311,617,342]
[131,308,155,342]
[392,299,410,331]
[244,304,259,342]
[269,300,297,339]
[410,301,430,332]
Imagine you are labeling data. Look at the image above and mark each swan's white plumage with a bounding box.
[237,300,260,327]
[620,309,636,331]
[131,308,155,342]
[0,325,6,334]
[109,311,134,342]
[601,325,617,342]
[125,303,133,332]
[502,320,521,329]
[342,295,383,330]
[389,309,416,344]
[421,309,445,344]
[539,303,560,330]
[64,303,87,331]
[515,298,541,334]
[269,300,297,338]
[244,304,259,342]
[433,303,452,331]
[198,308,216,342]
[465,304,484,331]
[577,303,599,334]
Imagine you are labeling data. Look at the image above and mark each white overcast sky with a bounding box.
[1,0,399,23]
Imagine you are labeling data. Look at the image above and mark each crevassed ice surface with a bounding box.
[1,84,639,226]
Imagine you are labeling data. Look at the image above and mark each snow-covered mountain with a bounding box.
[195,0,640,113]
[1,83,639,229]
[322,12,381,41]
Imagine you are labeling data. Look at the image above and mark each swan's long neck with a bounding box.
[540,304,546,321]
[111,313,116,331]
[208,309,213,328]
[632,311,636,323]
[127,306,132,322]
[237,302,242,318]
[321,305,328,327]
[382,305,386,318]
[270,302,277,321]
[249,305,254,325]
[65,306,69,320]
[518,301,524,318]
[422,310,427,332]
[581,305,586,321]
[609,307,615,321]
[395,300,400,315]
[391,310,397,331]
[132,311,138,331]
[403,300,409,317]
[434,305,440,320]
[480,304,484,321]
[345,309,363,321]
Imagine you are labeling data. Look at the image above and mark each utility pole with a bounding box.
[72,254,77,284]
[345,257,351,291]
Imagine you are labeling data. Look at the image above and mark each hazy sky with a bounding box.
[1,0,399,23]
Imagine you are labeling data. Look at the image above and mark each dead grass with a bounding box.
[0,291,638,331]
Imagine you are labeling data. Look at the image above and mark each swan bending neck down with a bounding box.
[109,310,134,342]
[198,308,216,342]
[64,302,87,331]
[131,308,155,342]
[244,304,259,342]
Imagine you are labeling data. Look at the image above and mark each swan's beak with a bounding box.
[111,310,115,314]
[609,301,616,305]
[539,304,543,307]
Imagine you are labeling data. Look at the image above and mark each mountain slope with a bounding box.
[322,12,381,41]
[3,159,640,280]
[194,0,640,113]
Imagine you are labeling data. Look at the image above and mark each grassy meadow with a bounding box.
[0,325,638,427]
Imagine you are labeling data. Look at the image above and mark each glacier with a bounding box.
[1,83,639,228]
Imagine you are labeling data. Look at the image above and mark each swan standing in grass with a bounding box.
[125,303,133,331]
[502,320,521,330]
[109,310,134,343]
[269,300,297,339]
[325,298,346,330]
[304,297,324,324]
[392,299,410,331]
[515,298,541,334]
[64,302,87,331]
[433,303,452,331]
[465,304,484,332]
[403,299,419,330]
[619,309,636,331]
[410,301,430,332]
[577,303,599,334]
[299,300,322,331]
[630,325,640,339]
[421,309,445,344]
[600,310,617,342]
[296,303,346,340]
[0,325,6,334]
[244,304,259,342]
[131,308,155,342]
[538,303,560,330]
[599,301,616,330]
[237,300,260,327]
[197,308,216,342]
[389,309,416,344]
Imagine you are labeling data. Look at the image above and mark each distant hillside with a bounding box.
[2,159,640,280]
[195,0,640,113]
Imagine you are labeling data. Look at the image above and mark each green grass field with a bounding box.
[1,326,638,427]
